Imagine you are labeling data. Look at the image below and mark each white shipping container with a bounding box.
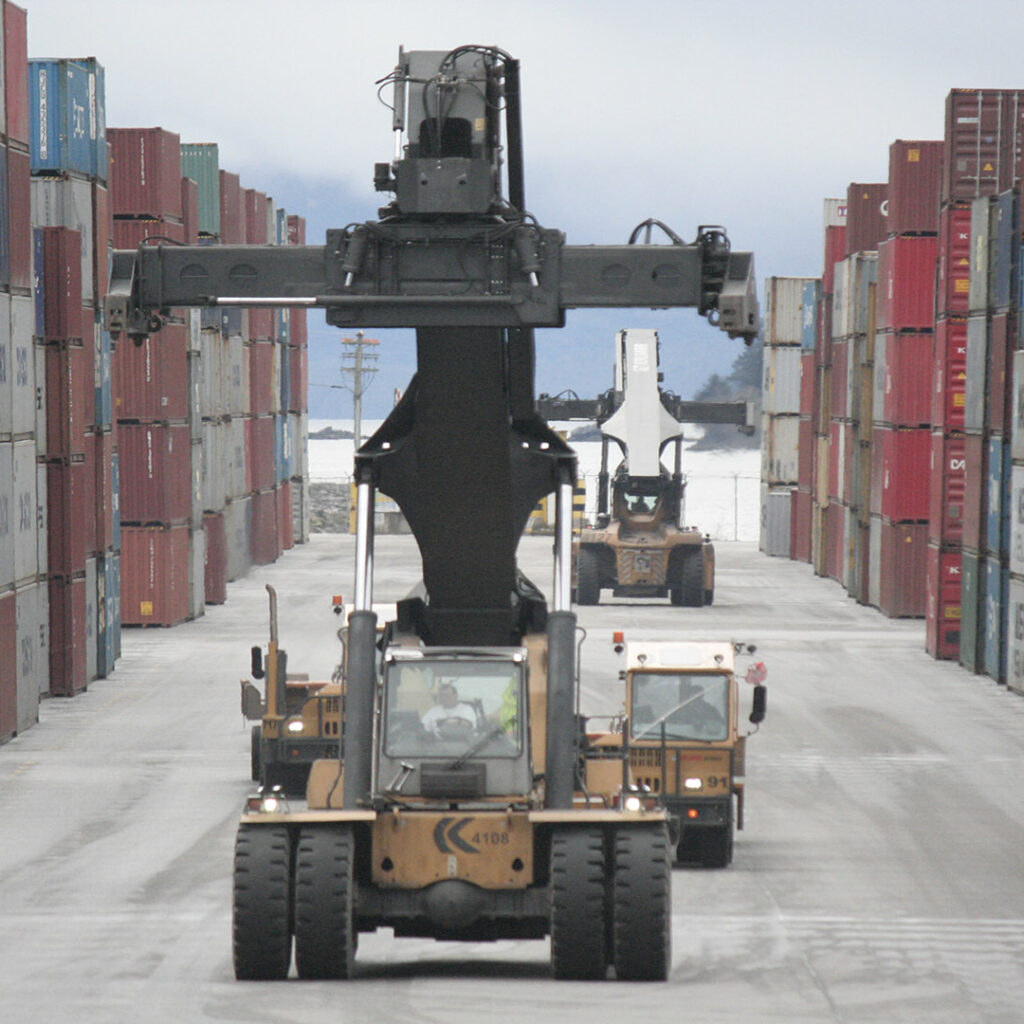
[201,418,227,513]
[763,414,800,486]
[969,196,990,314]
[0,442,13,590]
[764,277,814,346]
[1010,465,1024,576]
[226,416,247,499]
[16,582,44,732]
[824,198,848,228]
[12,439,38,584]
[868,513,882,610]
[964,315,988,434]
[832,257,852,339]
[199,328,224,419]
[228,334,246,417]
[187,351,203,441]
[190,438,203,526]
[187,308,202,354]
[85,556,97,684]
[872,332,887,425]
[36,462,47,579]
[759,484,792,557]
[0,292,11,437]
[1006,574,1024,696]
[30,176,94,303]
[34,342,47,455]
[225,495,252,582]
[763,345,802,416]
[1013,350,1024,461]
[188,526,205,621]
[291,474,310,544]
[10,295,35,437]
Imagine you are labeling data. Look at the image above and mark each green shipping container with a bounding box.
[180,143,221,236]
[959,548,982,674]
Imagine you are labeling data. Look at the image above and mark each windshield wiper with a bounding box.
[632,689,716,741]
[445,717,516,771]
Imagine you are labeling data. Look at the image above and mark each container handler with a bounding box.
[105,44,758,979]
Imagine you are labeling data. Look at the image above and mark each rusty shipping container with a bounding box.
[277,481,294,551]
[845,183,888,255]
[249,487,280,567]
[108,127,182,218]
[245,415,276,494]
[203,510,227,604]
[49,573,87,696]
[114,323,188,421]
[822,224,847,294]
[111,216,185,249]
[872,517,928,617]
[789,487,812,564]
[120,523,189,627]
[887,140,943,236]
[876,235,938,331]
[38,226,84,341]
[249,339,275,413]
[289,344,307,412]
[289,309,307,348]
[47,459,86,577]
[118,422,192,523]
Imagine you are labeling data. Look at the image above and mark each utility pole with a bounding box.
[339,331,379,449]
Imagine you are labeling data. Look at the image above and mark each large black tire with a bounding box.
[233,825,293,980]
[550,828,609,980]
[671,550,704,608]
[611,826,672,981]
[250,725,262,782]
[294,826,356,979]
[700,823,733,869]
[576,548,601,606]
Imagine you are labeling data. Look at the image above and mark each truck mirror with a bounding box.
[251,645,265,680]
[749,684,766,724]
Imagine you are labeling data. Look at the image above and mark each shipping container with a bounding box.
[94,428,115,552]
[218,170,244,244]
[986,435,1010,559]
[926,542,961,660]
[28,57,106,179]
[92,182,110,304]
[120,523,189,626]
[84,556,97,682]
[822,224,846,294]
[111,215,185,249]
[249,338,275,413]
[226,416,247,499]
[1006,575,1024,694]
[11,438,36,583]
[825,498,844,582]
[95,551,113,678]
[960,432,985,552]
[1009,464,1024,576]
[225,494,251,581]
[181,176,199,244]
[929,430,968,545]
[0,591,14,739]
[278,480,294,551]
[764,277,814,345]
[960,548,983,672]
[989,189,1018,311]
[188,526,205,621]
[937,206,971,317]
[871,426,931,521]
[876,235,938,331]
[245,414,276,494]
[0,443,12,590]
[30,175,93,303]
[0,143,9,289]
[14,581,43,726]
[759,484,792,557]
[942,89,1024,203]
[983,555,1008,682]
[763,344,801,415]
[829,338,848,421]
[8,144,30,289]
[249,487,280,566]
[189,437,202,527]
[44,342,86,458]
[762,413,799,486]
[203,510,227,604]
[887,140,943,236]
[289,343,307,412]
[3,2,29,145]
[1013,350,1024,460]
[933,317,967,430]
[800,280,820,351]
[963,315,989,434]
[988,312,1014,435]
[180,143,220,236]
[38,226,83,340]
[968,196,991,314]
[875,331,934,427]
[291,473,310,544]
[114,323,188,421]
[108,127,182,218]
[49,573,87,696]
[243,188,267,244]
[286,214,306,246]
[118,422,192,523]
[845,183,888,255]
[35,461,46,579]
[47,458,86,576]
[228,334,247,415]
[200,418,227,512]
[10,293,34,436]
[289,309,307,348]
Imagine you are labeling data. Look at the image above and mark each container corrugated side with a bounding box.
[762,414,799,486]
[937,206,971,318]
[120,524,190,626]
[30,176,93,303]
[111,216,185,249]
[225,494,252,581]
[934,318,967,430]
[108,127,182,218]
[877,520,927,617]
[188,526,205,621]
[0,592,15,738]
[218,170,244,244]
[15,581,44,729]
[989,190,1017,311]
[180,143,220,236]
[870,426,931,521]
[1006,575,1024,693]
[0,442,13,590]
[84,556,97,682]
[181,176,199,244]
[0,145,10,289]
[277,481,294,550]
[8,145,30,290]
[49,573,87,695]
[759,484,792,557]
[763,345,801,416]
[983,557,1008,683]
[118,422,192,524]
[964,315,988,433]
[887,140,943,236]
[92,182,111,305]
[250,487,280,567]
[3,2,29,145]
[226,416,247,500]
[39,226,84,341]
[879,332,932,428]
[12,438,37,583]
[203,511,227,603]
[289,344,307,413]
[959,549,982,673]
[764,277,812,345]
[876,235,938,332]
[928,430,967,545]
[968,196,991,313]
[844,183,888,256]
[10,293,34,436]
[942,89,1024,203]
[925,542,961,660]
[985,436,1009,560]
[44,342,86,458]
[291,475,310,544]
[114,324,188,422]
[1008,465,1024,576]
[201,418,227,513]
[988,313,1014,435]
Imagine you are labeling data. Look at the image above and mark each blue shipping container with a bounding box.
[93,314,112,428]
[983,556,1008,683]
[800,279,820,351]
[273,414,287,484]
[29,58,107,179]
[279,338,291,410]
[991,191,1017,311]
[275,206,288,246]
[276,307,290,345]
[985,436,1011,558]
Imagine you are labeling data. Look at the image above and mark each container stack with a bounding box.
[1,1,48,739]
[830,183,884,601]
[109,127,197,628]
[787,274,819,564]
[760,277,813,557]
[286,214,310,544]
[28,50,118,700]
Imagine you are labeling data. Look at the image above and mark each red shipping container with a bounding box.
[181,176,199,244]
[41,227,85,340]
[3,3,28,146]
[887,140,943,236]
[828,420,842,503]
[108,128,183,218]
[842,422,858,510]
[249,487,280,566]
[942,89,1024,203]
[248,308,275,342]
[49,574,87,696]
[44,343,87,459]
[830,338,848,419]
[822,225,846,294]
[932,317,967,429]
[797,416,814,490]
[219,171,244,244]
[120,524,189,626]
[845,183,888,255]
[289,344,308,412]
[277,481,294,551]
[925,542,962,659]
[789,487,812,564]
[876,235,938,332]
[799,351,815,416]
[0,591,15,738]
[92,183,111,305]
[826,499,844,582]
[82,431,97,557]
[289,310,308,348]
[8,146,30,288]
[47,459,87,576]
[244,189,268,244]
[249,339,274,412]
[872,426,931,521]
[882,332,932,427]
[118,422,192,523]
[287,214,306,246]
[114,323,188,421]
[928,430,967,544]
[960,432,984,552]
[245,415,276,493]
[203,511,227,604]
[877,519,928,617]
[937,206,971,316]
[111,216,185,249]
[94,428,115,552]
[988,312,1014,435]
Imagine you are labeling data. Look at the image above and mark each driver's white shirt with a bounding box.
[421,701,477,733]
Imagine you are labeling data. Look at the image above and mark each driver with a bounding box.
[421,683,478,735]
[676,678,726,733]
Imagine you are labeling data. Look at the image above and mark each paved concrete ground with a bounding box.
[2,534,1023,1022]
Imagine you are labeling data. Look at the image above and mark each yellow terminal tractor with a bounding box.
[597,635,767,867]
[105,44,758,980]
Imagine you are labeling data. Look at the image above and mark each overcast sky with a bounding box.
[22,0,1024,416]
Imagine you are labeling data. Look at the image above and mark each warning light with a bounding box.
[332,595,344,605]
[613,631,624,644]
[687,808,699,819]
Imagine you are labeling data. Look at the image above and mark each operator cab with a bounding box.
[378,647,533,802]
[630,670,729,742]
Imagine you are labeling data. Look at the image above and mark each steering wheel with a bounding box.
[435,716,477,741]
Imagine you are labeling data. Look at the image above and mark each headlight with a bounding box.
[623,795,643,812]
[287,720,304,734]
[262,796,280,812]
[684,777,703,790]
